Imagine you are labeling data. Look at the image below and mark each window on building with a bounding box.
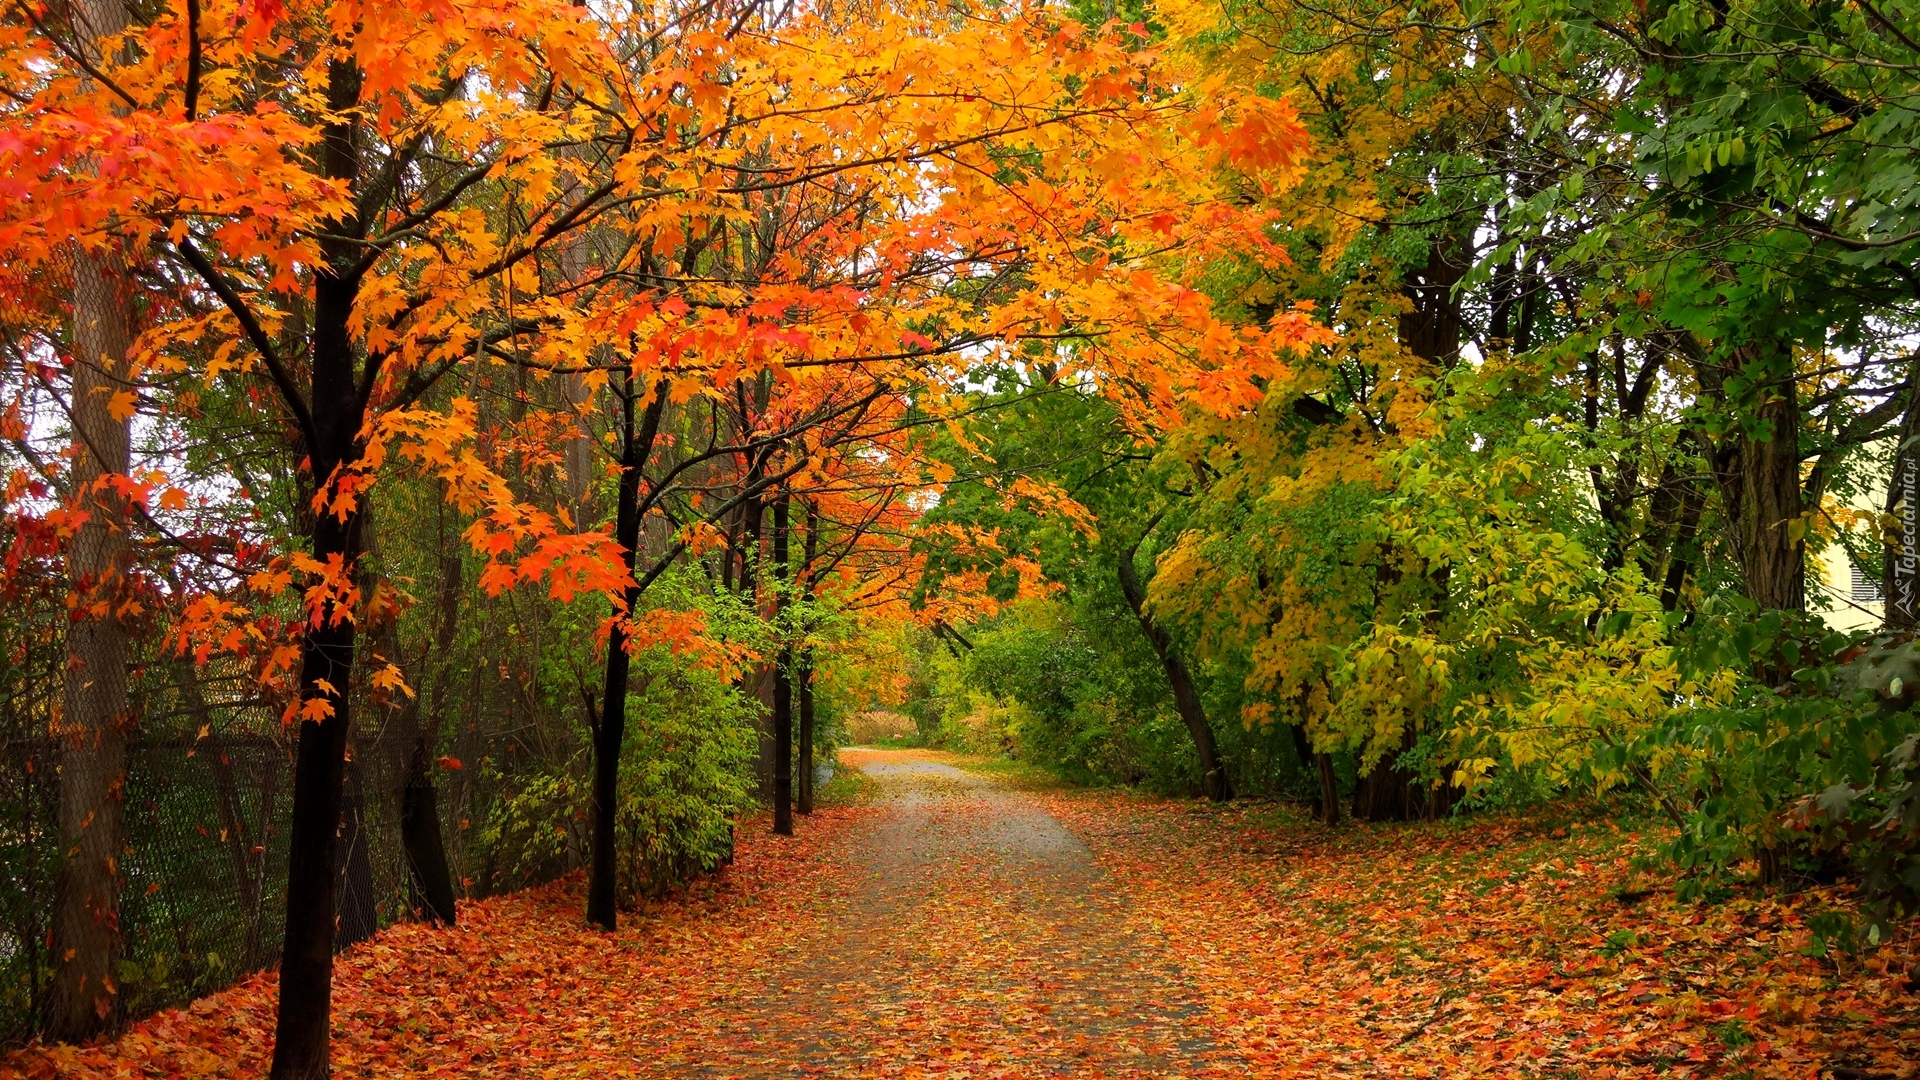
[1853,564,1886,603]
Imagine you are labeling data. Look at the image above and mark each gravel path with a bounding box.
[691,751,1228,1078]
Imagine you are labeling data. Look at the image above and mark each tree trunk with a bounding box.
[270,54,367,1080]
[400,741,457,925]
[270,376,366,1079]
[588,376,667,931]
[589,576,633,930]
[771,493,794,835]
[1352,712,1424,824]
[1116,541,1230,801]
[46,0,136,1044]
[797,650,815,815]
[273,583,359,1080]
[1315,751,1340,826]
[1702,340,1806,616]
[797,501,818,815]
[399,524,463,922]
[1352,766,1411,823]
[737,493,773,801]
[47,242,136,1045]
[1398,237,1468,369]
[1655,471,1707,614]
[1286,722,1339,825]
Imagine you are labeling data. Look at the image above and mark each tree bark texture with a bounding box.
[733,488,773,800]
[46,0,136,1045]
[1286,722,1339,825]
[270,342,365,1079]
[399,530,464,922]
[400,741,458,925]
[48,237,136,1045]
[797,501,818,815]
[1397,238,1467,368]
[1315,751,1341,826]
[334,760,378,948]
[1352,739,1415,823]
[1702,341,1806,616]
[797,651,816,815]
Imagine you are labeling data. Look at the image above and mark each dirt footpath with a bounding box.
[691,750,1231,1078]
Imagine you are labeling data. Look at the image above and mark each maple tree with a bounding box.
[0,0,667,1069]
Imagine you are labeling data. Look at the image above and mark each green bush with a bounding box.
[473,650,757,906]
[615,656,757,901]
[476,760,589,894]
[1624,614,1920,936]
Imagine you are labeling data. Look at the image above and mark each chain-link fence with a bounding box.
[1,670,416,1046]
[0,635,601,1050]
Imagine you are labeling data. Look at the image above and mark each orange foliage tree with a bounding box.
[0,0,1317,1073]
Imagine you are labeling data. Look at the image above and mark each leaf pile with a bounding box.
[3,806,872,1079]
[1043,792,1920,1079]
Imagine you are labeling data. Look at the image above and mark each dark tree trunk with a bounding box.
[797,500,819,816]
[1286,721,1339,825]
[403,530,462,914]
[588,562,635,930]
[270,363,365,1078]
[1398,237,1467,369]
[737,493,773,800]
[1116,540,1230,801]
[797,651,815,815]
[771,493,794,835]
[270,519,363,1080]
[1315,751,1341,826]
[400,741,457,925]
[1353,763,1413,823]
[1644,462,1706,614]
[393,540,460,926]
[269,52,369,1080]
[1489,248,1516,345]
[588,376,668,931]
[1353,719,1416,822]
[1421,777,1461,820]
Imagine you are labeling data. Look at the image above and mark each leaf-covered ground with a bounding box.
[1039,788,1920,1079]
[6,748,1918,1078]
[4,801,873,1080]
